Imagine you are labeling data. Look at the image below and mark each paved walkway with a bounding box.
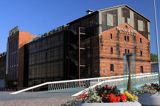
[0,96,69,106]
[0,89,82,106]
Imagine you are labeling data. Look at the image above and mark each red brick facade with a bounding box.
[18,32,36,89]
[99,23,151,77]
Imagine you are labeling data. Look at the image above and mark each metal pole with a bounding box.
[127,54,132,91]
[153,0,160,85]
[78,27,81,79]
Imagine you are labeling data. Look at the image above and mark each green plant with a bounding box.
[151,53,158,62]
[60,98,82,106]
[78,85,137,103]
[61,84,139,105]
[133,83,160,94]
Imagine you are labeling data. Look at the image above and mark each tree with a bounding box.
[151,53,158,62]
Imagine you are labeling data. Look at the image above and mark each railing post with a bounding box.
[98,79,100,82]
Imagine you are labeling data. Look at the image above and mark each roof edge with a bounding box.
[98,4,150,22]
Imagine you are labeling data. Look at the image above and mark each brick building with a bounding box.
[67,5,151,78]
[99,23,150,77]
[6,5,151,88]
[6,26,35,88]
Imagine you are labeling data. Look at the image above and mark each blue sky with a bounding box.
[0,0,159,53]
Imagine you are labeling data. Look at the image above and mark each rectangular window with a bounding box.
[110,33,113,39]
[128,49,130,53]
[140,66,144,73]
[140,50,143,56]
[122,17,125,23]
[125,49,130,54]
[110,47,113,54]
[138,20,144,31]
[107,13,114,26]
[127,18,131,25]
[140,38,142,43]
[125,49,127,54]
[124,36,129,42]
[124,36,127,41]
[127,36,129,42]
[110,64,114,72]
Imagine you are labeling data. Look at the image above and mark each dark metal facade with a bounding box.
[0,53,6,79]
[7,28,19,88]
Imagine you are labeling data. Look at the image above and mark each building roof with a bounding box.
[67,11,98,25]
[27,5,150,45]
[98,4,150,22]
[68,4,150,25]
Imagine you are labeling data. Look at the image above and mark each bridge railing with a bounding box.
[72,73,158,97]
[10,73,156,95]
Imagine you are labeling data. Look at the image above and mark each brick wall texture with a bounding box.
[98,23,151,77]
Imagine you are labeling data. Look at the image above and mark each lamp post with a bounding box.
[153,0,160,85]
[126,54,132,91]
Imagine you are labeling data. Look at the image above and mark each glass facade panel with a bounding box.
[28,31,65,86]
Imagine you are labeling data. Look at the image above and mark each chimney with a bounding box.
[86,9,94,15]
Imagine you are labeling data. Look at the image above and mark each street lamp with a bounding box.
[153,0,160,85]
[126,54,132,91]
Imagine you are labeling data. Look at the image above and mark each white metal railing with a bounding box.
[10,73,156,95]
[72,73,158,97]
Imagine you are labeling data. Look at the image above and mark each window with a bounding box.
[110,33,113,39]
[140,38,142,43]
[125,49,130,54]
[125,49,128,54]
[127,36,129,42]
[110,47,113,54]
[128,49,130,53]
[124,36,129,42]
[122,17,125,23]
[140,66,144,73]
[110,64,114,72]
[127,18,131,25]
[140,50,143,56]
[107,13,114,26]
[124,36,127,41]
[138,20,144,31]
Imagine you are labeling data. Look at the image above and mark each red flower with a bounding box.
[79,93,88,100]
[108,94,117,102]
[104,85,112,89]
[120,94,127,102]
[116,96,121,102]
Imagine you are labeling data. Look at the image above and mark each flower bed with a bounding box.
[78,85,138,103]
[61,85,140,106]
[79,101,141,106]
[134,83,160,105]
[135,83,160,94]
